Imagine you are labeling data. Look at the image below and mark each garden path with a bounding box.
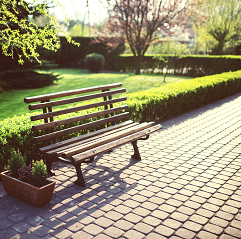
[0,92,241,239]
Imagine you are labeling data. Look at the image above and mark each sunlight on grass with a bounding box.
[0,68,193,120]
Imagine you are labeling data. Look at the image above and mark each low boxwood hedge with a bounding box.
[1,70,241,172]
[125,70,241,122]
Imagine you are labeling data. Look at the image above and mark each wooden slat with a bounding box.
[32,105,128,131]
[34,112,130,143]
[61,122,155,158]
[31,97,127,121]
[24,83,123,103]
[39,120,134,153]
[46,123,140,156]
[71,124,162,164]
[28,88,126,110]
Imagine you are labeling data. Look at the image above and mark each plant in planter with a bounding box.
[1,149,55,207]
[31,160,48,187]
[7,149,26,177]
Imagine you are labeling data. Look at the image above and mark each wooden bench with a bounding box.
[24,83,162,187]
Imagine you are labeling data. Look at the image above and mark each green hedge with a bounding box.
[125,70,241,122]
[113,54,241,77]
[1,70,241,172]
[0,105,116,172]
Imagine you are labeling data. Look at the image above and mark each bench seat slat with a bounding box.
[28,88,126,110]
[24,83,123,104]
[31,97,127,121]
[46,122,140,156]
[71,124,162,164]
[39,120,134,153]
[60,122,155,158]
[34,112,129,143]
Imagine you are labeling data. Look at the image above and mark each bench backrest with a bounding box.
[24,83,129,145]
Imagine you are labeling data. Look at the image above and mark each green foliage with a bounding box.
[197,0,241,55]
[193,25,217,54]
[0,70,60,90]
[68,23,94,37]
[125,70,241,122]
[0,0,79,64]
[84,53,105,73]
[57,37,125,69]
[31,159,48,187]
[7,149,26,177]
[148,41,190,55]
[1,70,241,173]
[0,113,41,171]
[113,54,241,77]
[1,0,59,64]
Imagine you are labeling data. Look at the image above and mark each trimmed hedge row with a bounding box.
[1,70,241,172]
[125,70,241,122]
[113,54,241,77]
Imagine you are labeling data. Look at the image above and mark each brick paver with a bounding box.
[0,92,241,238]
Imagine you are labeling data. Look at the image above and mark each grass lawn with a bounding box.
[0,68,193,120]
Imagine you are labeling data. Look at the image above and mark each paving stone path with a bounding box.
[0,92,241,239]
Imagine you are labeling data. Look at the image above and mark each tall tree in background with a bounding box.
[98,0,195,74]
[198,0,241,55]
[0,0,78,64]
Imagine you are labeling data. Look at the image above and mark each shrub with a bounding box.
[0,70,60,90]
[84,53,105,73]
[7,149,26,177]
[31,160,48,187]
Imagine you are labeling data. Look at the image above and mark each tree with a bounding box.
[148,40,190,55]
[68,23,94,36]
[97,0,195,75]
[198,0,241,55]
[0,0,78,64]
[193,25,217,54]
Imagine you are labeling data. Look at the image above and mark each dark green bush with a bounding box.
[84,53,105,73]
[0,70,60,90]
[0,70,241,173]
[113,54,241,77]
[57,37,125,69]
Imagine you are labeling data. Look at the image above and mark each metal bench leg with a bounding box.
[74,163,86,187]
[131,136,150,160]
[46,157,55,176]
[131,140,141,160]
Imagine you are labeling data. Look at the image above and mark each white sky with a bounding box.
[50,0,108,25]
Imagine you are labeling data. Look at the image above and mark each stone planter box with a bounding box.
[1,171,55,207]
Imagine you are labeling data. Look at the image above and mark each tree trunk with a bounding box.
[214,39,225,55]
[135,55,142,75]
[217,41,225,55]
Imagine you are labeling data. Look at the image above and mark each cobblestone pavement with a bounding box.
[0,93,241,239]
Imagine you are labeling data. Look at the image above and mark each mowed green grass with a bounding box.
[0,68,193,120]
